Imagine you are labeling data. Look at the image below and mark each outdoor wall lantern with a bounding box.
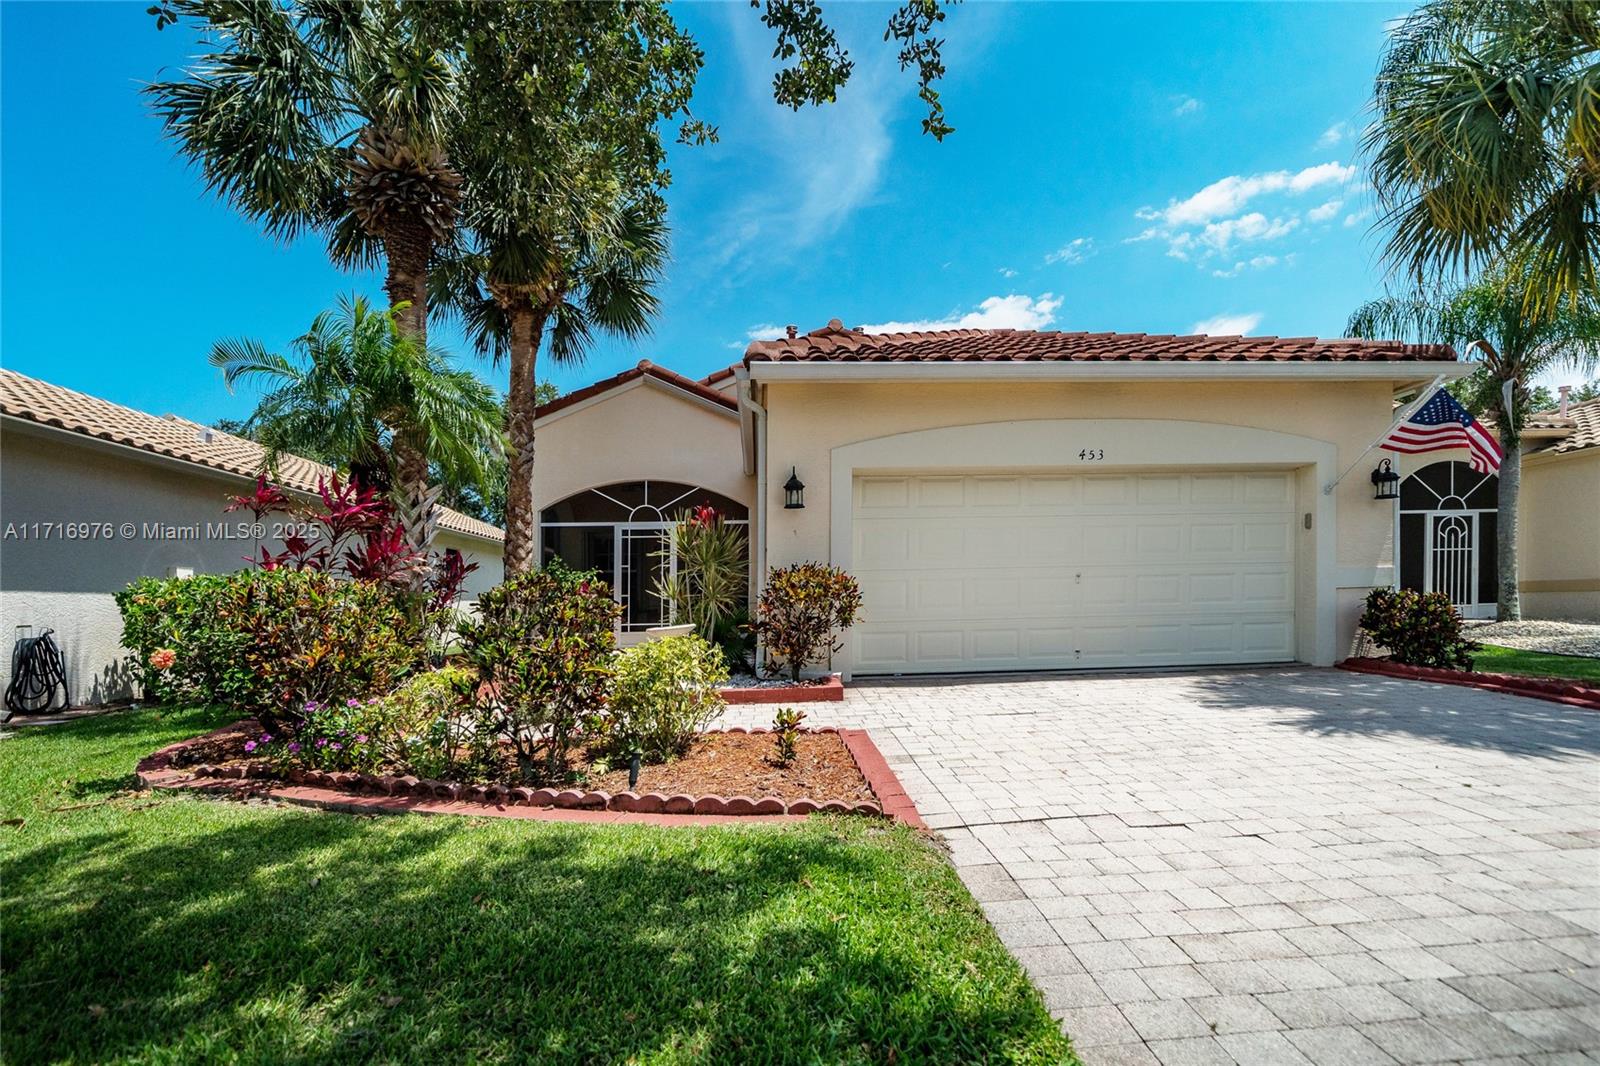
[1371,458,1401,501]
[784,467,806,509]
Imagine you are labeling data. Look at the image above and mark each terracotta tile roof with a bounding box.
[0,369,504,543]
[537,360,738,419]
[1535,397,1600,455]
[744,319,1459,365]
[702,364,738,387]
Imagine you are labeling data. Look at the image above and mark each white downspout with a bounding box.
[735,369,769,673]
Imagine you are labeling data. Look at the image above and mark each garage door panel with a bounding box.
[852,470,1298,673]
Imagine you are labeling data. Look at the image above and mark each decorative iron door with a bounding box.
[1425,513,1479,613]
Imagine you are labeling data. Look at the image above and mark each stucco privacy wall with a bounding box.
[758,380,1402,674]
[0,426,502,705]
[1520,448,1600,620]
[531,378,751,514]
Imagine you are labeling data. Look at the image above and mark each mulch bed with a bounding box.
[584,732,874,803]
[1339,656,1600,711]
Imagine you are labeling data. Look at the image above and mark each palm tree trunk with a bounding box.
[384,222,431,343]
[503,304,548,577]
[391,431,435,553]
[1496,432,1522,621]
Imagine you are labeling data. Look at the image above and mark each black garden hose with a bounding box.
[5,628,69,721]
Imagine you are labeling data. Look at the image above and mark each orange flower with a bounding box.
[149,648,176,671]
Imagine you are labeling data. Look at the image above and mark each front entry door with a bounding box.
[1424,512,1493,618]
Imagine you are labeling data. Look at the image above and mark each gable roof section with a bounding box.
[0,369,504,542]
[745,319,1459,365]
[536,359,738,420]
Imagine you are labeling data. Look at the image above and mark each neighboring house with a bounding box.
[1395,394,1600,621]
[0,369,505,705]
[532,321,1492,677]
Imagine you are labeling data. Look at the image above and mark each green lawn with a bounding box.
[0,706,1075,1065]
[1472,644,1600,683]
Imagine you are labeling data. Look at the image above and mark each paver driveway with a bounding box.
[718,668,1600,1065]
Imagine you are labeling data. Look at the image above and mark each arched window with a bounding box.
[540,481,749,633]
[1398,461,1498,616]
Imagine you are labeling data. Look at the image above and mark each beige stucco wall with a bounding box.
[0,423,503,705]
[757,379,1405,673]
[531,379,752,513]
[1520,448,1600,621]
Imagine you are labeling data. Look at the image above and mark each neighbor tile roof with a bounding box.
[744,319,1459,364]
[0,369,503,542]
[536,359,738,419]
[1535,397,1600,455]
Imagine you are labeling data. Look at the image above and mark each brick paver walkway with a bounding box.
[718,668,1600,1065]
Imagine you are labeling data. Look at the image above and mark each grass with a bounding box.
[1471,644,1600,683]
[0,706,1075,1065]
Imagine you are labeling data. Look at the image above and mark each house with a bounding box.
[0,369,505,705]
[1394,393,1600,621]
[532,321,1496,677]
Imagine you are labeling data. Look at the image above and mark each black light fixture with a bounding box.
[783,467,806,509]
[1371,458,1400,500]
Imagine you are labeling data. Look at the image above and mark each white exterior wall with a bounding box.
[0,422,503,705]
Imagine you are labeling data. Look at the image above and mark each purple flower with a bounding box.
[244,740,257,753]
[346,699,359,708]
[303,700,318,712]
[355,734,368,744]
[317,738,328,747]
[288,742,301,753]
[331,743,342,751]
[260,734,272,743]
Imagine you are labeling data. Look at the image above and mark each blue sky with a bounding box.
[3,2,1429,425]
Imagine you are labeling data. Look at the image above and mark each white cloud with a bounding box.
[1343,207,1373,228]
[726,322,789,349]
[1146,162,1356,229]
[1211,255,1280,279]
[1307,199,1343,223]
[1045,237,1096,265]
[1171,95,1202,117]
[1189,312,1264,336]
[860,293,1063,334]
[1196,213,1298,253]
[998,267,1017,278]
[1317,122,1353,147]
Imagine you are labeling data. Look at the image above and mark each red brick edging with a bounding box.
[719,675,844,705]
[1339,657,1600,711]
[136,721,924,827]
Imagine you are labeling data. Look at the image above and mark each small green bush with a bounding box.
[116,570,427,733]
[366,667,497,781]
[752,563,863,681]
[772,707,805,767]
[599,635,728,761]
[1360,587,1479,670]
[460,567,621,783]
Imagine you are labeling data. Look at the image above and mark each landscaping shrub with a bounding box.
[262,699,386,774]
[713,609,756,674]
[772,707,805,766]
[364,667,497,781]
[752,562,863,681]
[1359,586,1479,670]
[653,505,748,643]
[116,569,427,733]
[598,635,728,761]
[460,567,621,783]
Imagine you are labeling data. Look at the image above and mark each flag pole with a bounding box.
[1321,374,1447,495]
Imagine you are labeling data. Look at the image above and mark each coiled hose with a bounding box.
[4,628,68,721]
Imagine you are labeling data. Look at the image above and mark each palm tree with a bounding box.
[433,201,667,576]
[147,2,462,507]
[1347,264,1600,619]
[1368,1,1599,315]
[211,295,503,549]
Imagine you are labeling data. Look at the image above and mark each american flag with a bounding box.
[1383,389,1504,473]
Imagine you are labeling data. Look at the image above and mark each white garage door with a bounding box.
[851,470,1297,674]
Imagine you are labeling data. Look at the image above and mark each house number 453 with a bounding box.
[1078,449,1105,461]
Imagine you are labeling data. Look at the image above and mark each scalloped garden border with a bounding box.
[1339,657,1600,711]
[136,721,924,828]
[719,675,844,705]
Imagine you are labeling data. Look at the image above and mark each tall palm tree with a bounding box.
[211,295,504,549]
[433,201,667,576]
[1368,1,1599,315]
[1347,264,1600,619]
[147,1,462,508]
